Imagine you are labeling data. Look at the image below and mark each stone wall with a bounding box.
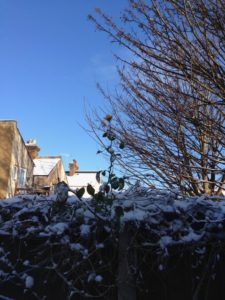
[0,121,15,198]
[0,121,34,198]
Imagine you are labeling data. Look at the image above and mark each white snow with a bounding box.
[67,171,101,197]
[1,189,225,252]
[46,223,68,235]
[87,273,103,283]
[181,231,202,243]
[70,243,83,251]
[95,275,103,282]
[121,209,147,222]
[80,224,90,237]
[25,275,34,288]
[96,243,104,249]
[87,273,95,282]
[159,236,173,249]
[0,295,14,300]
[0,196,23,206]
[23,260,30,266]
[33,158,60,176]
[5,188,225,298]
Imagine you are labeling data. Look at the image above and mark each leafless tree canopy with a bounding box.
[88,0,225,195]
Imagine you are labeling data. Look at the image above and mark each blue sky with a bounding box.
[0,0,128,171]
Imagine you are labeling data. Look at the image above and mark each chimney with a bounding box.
[26,139,40,159]
[69,159,79,176]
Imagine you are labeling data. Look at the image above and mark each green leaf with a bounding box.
[104,184,110,193]
[94,191,105,202]
[76,187,85,199]
[119,141,125,149]
[96,171,101,183]
[118,178,125,190]
[109,173,116,179]
[87,184,95,196]
[108,134,116,141]
[111,179,119,190]
[102,132,108,138]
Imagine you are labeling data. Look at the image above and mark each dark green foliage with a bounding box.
[76,187,85,199]
[96,171,101,184]
[1,210,225,300]
[119,141,125,149]
[87,184,95,196]
[88,115,126,216]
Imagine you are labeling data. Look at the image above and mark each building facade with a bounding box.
[0,121,98,199]
[33,156,68,192]
[66,160,101,197]
[0,120,34,198]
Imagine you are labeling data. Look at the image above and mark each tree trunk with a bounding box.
[117,225,136,300]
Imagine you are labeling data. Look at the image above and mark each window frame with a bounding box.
[17,168,27,188]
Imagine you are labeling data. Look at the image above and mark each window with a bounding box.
[18,168,27,188]
[12,166,18,180]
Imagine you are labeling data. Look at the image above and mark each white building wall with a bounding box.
[67,171,101,198]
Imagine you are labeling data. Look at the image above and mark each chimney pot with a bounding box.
[26,139,40,159]
[69,159,79,176]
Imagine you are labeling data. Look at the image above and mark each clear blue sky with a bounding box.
[0,0,128,171]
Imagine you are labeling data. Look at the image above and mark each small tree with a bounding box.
[88,0,225,195]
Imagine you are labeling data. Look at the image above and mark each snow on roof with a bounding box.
[76,171,99,173]
[67,172,100,189]
[33,158,60,176]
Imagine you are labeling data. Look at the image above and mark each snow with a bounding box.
[0,196,23,206]
[70,243,83,251]
[95,275,103,282]
[46,222,68,235]
[96,243,104,249]
[181,231,202,242]
[0,295,14,300]
[25,275,34,288]
[67,171,101,197]
[80,224,90,237]
[87,273,103,283]
[121,209,147,222]
[1,189,225,298]
[67,172,99,188]
[1,189,225,251]
[159,236,173,249]
[87,273,95,283]
[33,158,60,176]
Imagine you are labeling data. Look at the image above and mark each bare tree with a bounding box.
[88,0,225,195]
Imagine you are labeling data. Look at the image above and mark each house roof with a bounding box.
[67,172,100,188]
[65,170,99,175]
[33,157,60,176]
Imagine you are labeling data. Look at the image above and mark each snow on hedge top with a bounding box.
[33,158,60,176]
[113,187,225,248]
[1,188,225,249]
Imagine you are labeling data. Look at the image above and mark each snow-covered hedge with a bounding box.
[1,188,225,299]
